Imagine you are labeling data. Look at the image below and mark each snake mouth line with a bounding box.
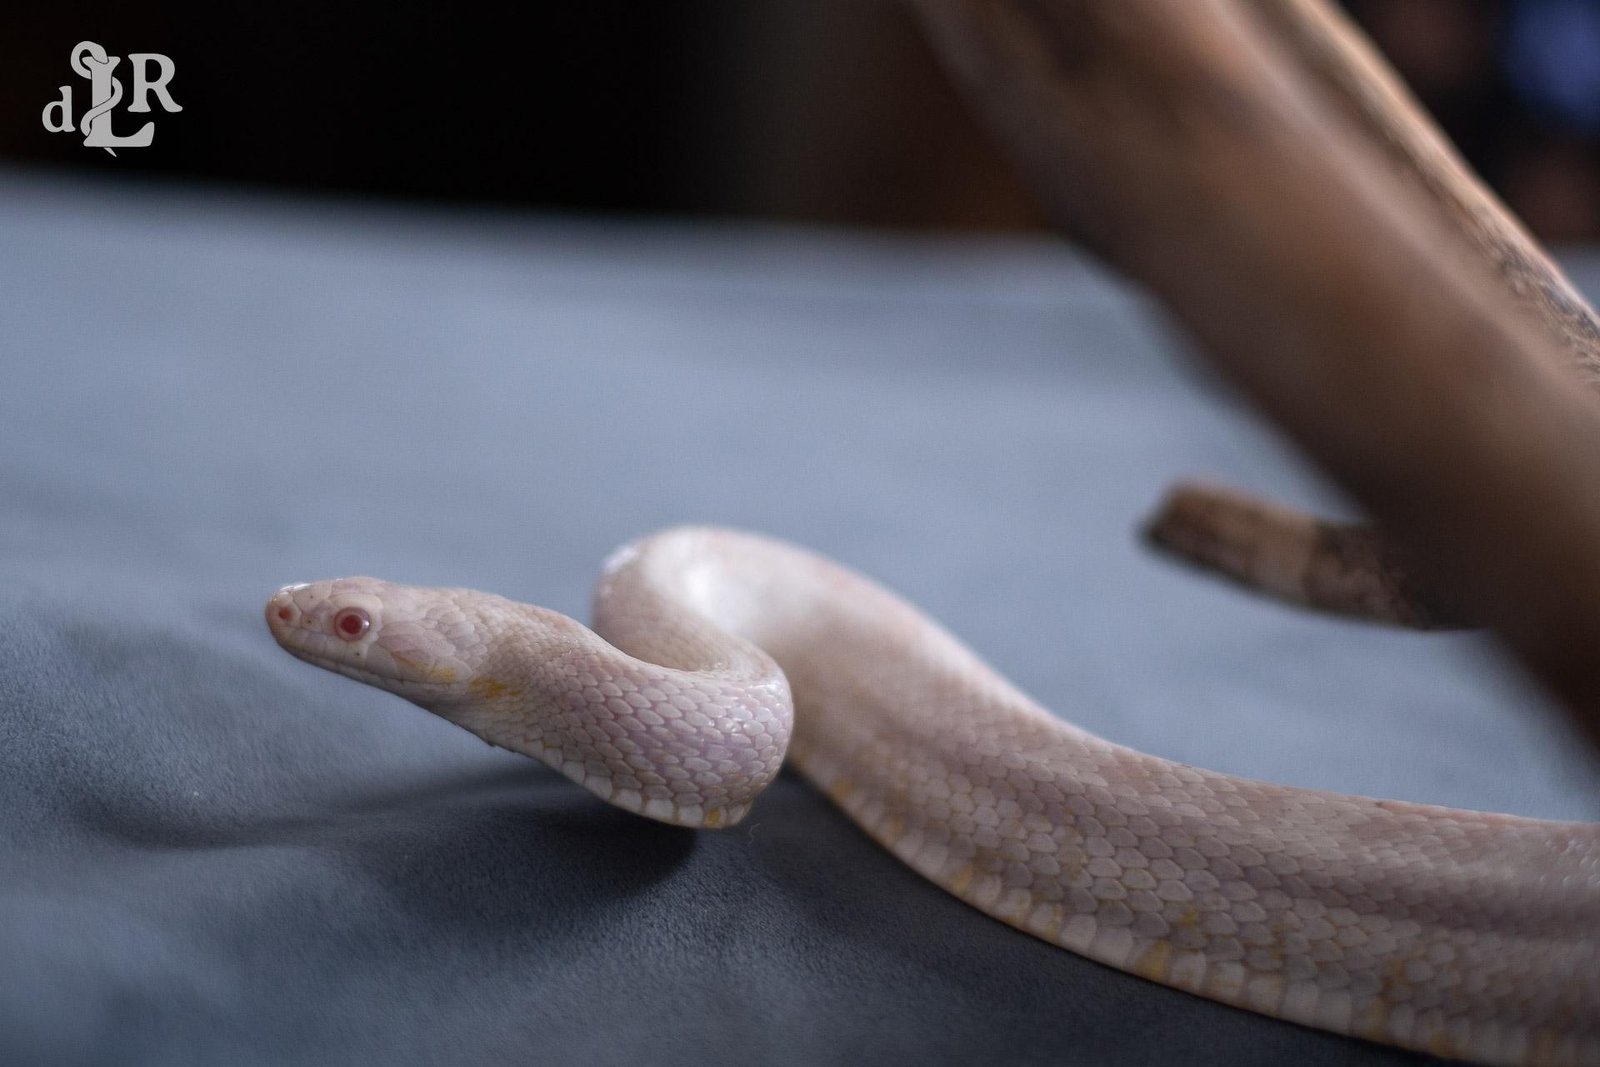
[281,644,448,701]
[281,645,377,685]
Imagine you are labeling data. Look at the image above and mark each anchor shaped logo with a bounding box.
[41,41,182,156]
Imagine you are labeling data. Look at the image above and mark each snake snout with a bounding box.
[265,585,304,634]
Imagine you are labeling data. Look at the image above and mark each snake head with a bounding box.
[265,577,497,709]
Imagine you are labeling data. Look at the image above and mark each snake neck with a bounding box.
[439,582,794,829]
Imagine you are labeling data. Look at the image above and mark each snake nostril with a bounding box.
[276,606,293,623]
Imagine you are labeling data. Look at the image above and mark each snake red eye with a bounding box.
[333,607,370,641]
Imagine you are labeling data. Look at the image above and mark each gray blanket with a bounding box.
[2,169,1596,1066]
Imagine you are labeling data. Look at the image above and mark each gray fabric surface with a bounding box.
[2,168,1596,1067]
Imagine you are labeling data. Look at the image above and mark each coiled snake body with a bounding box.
[266,526,1599,1066]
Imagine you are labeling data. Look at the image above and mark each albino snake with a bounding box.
[265,526,1599,1065]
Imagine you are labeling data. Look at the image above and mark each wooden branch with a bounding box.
[1139,0,1600,626]
[1145,0,1600,626]
[1144,482,1463,628]
[1142,484,1446,625]
[905,0,1600,746]
[1245,0,1600,372]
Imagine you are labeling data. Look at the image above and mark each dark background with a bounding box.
[2,0,1598,237]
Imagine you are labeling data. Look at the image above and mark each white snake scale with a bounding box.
[265,526,1600,1065]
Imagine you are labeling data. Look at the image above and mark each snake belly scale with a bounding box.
[265,526,1600,1066]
